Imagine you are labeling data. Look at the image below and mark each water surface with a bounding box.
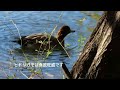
[0,11,103,79]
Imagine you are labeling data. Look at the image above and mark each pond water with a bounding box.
[0,11,103,79]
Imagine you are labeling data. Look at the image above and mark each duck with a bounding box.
[13,25,75,51]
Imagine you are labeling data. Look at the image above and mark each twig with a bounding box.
[62,62,72,79]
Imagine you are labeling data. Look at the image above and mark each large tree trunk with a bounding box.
[70,11,120,79]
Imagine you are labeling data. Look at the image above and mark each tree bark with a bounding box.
[70,11,120,79]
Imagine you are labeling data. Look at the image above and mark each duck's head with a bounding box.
[57,25,75,39]
[56,25,75,47]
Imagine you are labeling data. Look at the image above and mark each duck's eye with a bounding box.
[60,34,63,36]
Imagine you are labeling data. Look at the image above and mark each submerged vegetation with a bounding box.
[78,34,86,49]
[81,11,102,21]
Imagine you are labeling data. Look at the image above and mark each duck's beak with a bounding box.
[70,30,75,33]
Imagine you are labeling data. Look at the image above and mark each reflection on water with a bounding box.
[0,11,103,79]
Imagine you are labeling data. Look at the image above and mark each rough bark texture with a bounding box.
[71,11,120,79]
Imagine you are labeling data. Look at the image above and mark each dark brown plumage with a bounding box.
[14,25,75,51]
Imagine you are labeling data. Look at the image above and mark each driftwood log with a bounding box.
[62,11,120,79]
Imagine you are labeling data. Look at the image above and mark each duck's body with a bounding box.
[17,33,62,50]
[14,26,75,51]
